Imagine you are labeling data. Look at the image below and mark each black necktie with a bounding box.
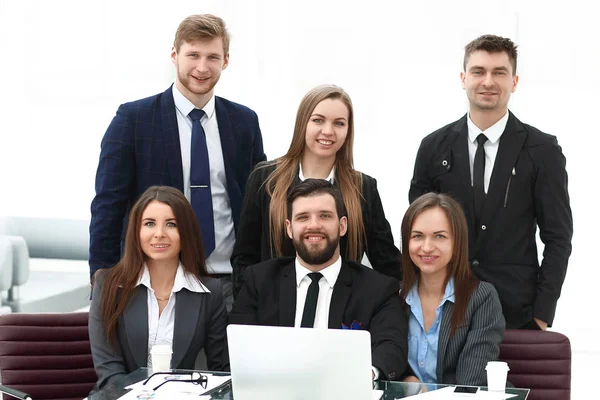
[473,133,488,227]
[300,272,323,328]
[188,109,215,256]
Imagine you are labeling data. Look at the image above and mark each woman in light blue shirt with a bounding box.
[400,193,505,386]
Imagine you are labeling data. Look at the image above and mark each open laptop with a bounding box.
[227,324,374,400]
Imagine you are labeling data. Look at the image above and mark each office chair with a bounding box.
[500,329,571,400]
[0,312,97,400]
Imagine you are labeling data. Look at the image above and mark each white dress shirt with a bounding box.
[467,111,509,194]
[173,86,236,274]
[298,162,335,183]
[293,256,341,328]
[137,263,210,368]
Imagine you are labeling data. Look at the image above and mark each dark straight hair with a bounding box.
[286,179,346,219]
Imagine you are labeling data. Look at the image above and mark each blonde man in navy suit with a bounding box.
[409,35,572,329]
[90,15,266,311]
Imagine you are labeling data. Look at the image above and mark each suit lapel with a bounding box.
[450,116,478,233]
[215,98,238,191]
[328,263,352,329]
[161,85,184,191]
[436,302,453,383]
[124,286,149,368]
[279,262,297,327]
[171,289,202,368]
[475,112,527,252]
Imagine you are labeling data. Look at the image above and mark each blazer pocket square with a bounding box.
[342,320,363,330]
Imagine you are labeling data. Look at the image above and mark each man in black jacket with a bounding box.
[409,34,572,329]
[230,179,408,381]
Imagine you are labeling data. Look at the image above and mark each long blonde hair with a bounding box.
[265,85,364,260]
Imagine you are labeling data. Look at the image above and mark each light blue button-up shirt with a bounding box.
[406,278,455,383]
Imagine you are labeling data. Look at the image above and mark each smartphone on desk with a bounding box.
[453,385,479,396]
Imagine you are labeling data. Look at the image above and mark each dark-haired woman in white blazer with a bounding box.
[400,193,505,385]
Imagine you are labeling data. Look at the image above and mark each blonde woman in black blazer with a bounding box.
[231,85,401,296]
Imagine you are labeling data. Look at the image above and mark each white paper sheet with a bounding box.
[120,373,231,398]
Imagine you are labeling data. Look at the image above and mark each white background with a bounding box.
[1,0,598,394]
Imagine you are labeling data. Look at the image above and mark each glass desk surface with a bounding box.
[89,368,530,399]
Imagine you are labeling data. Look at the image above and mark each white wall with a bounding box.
[1,0,598,390]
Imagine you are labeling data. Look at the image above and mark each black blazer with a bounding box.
[232,161,401,296]
[403,282,505,385]
[89,86,266,277]
[229,257,408,381]
[409,112,572,328]
[89,274,228,391]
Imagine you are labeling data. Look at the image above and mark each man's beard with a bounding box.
[293,231,340,266]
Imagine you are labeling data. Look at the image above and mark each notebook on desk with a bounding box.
[227,324,376,400]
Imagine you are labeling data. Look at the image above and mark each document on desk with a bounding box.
[404,386,518,399]
[120,373,231,398]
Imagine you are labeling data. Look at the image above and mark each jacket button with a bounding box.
[481,225,486,230]
[472,260,480,268]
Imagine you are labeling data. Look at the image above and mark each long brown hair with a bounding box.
[264,84,364,261]
[99,186,208,344]
[400,193,478,335]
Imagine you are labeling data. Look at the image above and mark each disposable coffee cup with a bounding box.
[151,344,172,373]
[486,361,509,392]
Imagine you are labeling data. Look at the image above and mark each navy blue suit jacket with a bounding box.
[89,85,266,277]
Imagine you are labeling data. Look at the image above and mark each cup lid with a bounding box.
[485,361,509,371]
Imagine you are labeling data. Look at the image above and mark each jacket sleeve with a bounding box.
[532,138,573,326]
[89,104,135,280]
[249,111,267,168]
[88,274,128,390]
[229,266,260,326]
[231,166,268,298]
[370,278,408,381]
[363,176,402,280]
[409,138,435,203]
[455,283,505,386]
[204,281,230,372]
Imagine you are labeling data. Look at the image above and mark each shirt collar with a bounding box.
[136,263,211,294]
[298,162,335,184]
[295,255,342,289]
[172,84,216,121]
[467,111,509,145]
[405,277,455,307]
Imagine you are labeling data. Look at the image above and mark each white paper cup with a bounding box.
[486,361,510,392]
[151,344,172,373]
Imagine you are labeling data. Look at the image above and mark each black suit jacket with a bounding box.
[231,161,401,296]
[229,257,408,380]
[89,86,266,277]
[409,112,572,328]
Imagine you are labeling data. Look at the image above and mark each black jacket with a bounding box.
[230,257,408,380]
[409,112,572,328]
